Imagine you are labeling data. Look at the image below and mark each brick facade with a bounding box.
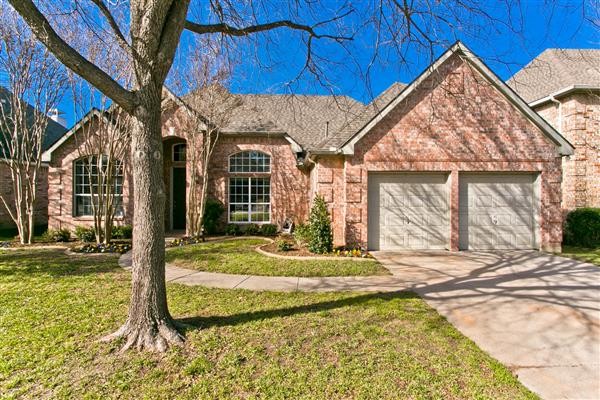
[534,92,600,210]
[43,52,571,252]
[313,54,564,252]
[0,163,48,229]
[47,105,310,233]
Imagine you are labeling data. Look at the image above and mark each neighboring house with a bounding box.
[41,42,575,252]
[508,49,600,210]
[0,86,68,229]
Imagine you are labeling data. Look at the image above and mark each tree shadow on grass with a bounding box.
[0,248,121,277]
[176,290,420,331]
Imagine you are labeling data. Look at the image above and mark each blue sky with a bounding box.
[58,0,598,126]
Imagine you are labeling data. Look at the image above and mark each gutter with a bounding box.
[529,84,600,108]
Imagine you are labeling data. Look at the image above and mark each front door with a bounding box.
[172,167,186,230]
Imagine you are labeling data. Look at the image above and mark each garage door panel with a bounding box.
[368,173,449,250]
[459,174,536,250]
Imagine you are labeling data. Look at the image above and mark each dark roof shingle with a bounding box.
[507,49,600,103]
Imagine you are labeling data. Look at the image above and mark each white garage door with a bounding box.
[368,174,449,250]
[459,174,537,250]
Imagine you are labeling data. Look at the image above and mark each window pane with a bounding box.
[229,204,249,222]
[229,151,271,173]
[173,143,186,162]
[74,156,124,217]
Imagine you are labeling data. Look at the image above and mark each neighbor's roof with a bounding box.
[507,49,600,103]
[183,91,365,150]
[0,86,68,153]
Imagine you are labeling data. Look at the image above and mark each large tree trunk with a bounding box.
[102,89,183,352]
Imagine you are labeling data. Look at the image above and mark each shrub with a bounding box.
[203,199,224,234]
[307,195,333,254]
[260,224,278,236]
[225,224,241,236]
[74,226,96,242]
[563,208,600,247]
[244,223,260,236]
[42,228,71,242]
[276,238,293,252]
[112,225,133,239]
[293,223,311,246]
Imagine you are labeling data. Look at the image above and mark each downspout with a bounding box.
[548,96,562,134]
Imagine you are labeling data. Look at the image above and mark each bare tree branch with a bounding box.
[7,0,137,112]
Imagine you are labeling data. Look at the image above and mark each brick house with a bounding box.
[0,87,68,230]
[41,42,577,252]
[508,49,600,210]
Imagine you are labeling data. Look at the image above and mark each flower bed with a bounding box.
[262,239,372,259]
[167,236,205,247]
[71,242,131,254]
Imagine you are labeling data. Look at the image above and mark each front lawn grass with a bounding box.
[0,248,536,399]
[560,245,600,266]
[166,238,390,277]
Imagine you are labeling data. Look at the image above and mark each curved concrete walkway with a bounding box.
[118,250,406,292]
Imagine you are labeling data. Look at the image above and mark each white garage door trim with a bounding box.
[459,173,540,250]
[368,173,450,251]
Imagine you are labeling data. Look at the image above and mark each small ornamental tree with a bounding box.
[308,195,333,254]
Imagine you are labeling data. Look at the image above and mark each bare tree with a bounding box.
[0,5,66,244]
[7,0,589,352]
[69,38,132,244]
[178,44,240,237]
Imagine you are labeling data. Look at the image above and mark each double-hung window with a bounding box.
[74,155,124,217]
[228,151,271,223]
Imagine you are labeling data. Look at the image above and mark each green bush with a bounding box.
[203,199,224,234]
[563,208,600,247]
[74,226,96,242]
[307,195,333,254]
[225,224,241,236]
[293,223,311,246]
[42,228,71,242]
[112,225,133,239]
[244,223,260,236]
[260,224,278,236]
[276,238,293,252]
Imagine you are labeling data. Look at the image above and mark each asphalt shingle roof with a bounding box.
[507,49,600,103]
[183,90,366,150]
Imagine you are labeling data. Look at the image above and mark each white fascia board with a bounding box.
[340,41,574,156]
[41,109,106,162]
[529,85,600,107]
[340,43,459,155]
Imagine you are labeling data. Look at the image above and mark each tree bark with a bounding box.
[102,87,183,352]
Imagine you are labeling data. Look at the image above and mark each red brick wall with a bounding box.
[0,163,48,229]
[314,53,564,252]
[47,105,309,234]
[534,93,600,210]
[47,117,134,231]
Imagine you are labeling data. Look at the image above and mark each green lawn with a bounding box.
[561,246,600,266]
[0,248,536,399]
[166,238,390,277]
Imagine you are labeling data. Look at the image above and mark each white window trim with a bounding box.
[228,150,271,174]
[227,176,271,224]
[172,143,187,162]
[73,156,124,217]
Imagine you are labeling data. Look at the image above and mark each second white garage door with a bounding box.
[459,174,538,250]
[368,174,449,250]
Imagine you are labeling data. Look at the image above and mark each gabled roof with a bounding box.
[0,86,68,154]
[507,49,600,103]
[41,108,108,162]
[333,41,574,156]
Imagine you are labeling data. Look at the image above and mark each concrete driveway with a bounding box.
[373,250,600,400]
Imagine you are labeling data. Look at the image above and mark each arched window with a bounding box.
[172,143,186,162]
[229,150,270,173]
[74,156,124,217]
[228,151,271,223]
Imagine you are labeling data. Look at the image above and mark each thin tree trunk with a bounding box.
[102,89,183,352]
